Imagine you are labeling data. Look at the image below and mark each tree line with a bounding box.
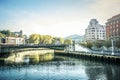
[0,30,18,38]
[29,34,73,45]
[80,40,120,49]
[0,30,73,45]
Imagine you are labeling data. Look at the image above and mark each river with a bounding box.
[0,52,120,80]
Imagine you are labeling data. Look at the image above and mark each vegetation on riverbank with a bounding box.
[29,34,73,45]
[80,40,120,49]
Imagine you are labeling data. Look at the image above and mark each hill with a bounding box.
[64,34,84,43]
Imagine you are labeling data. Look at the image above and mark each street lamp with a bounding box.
[111,39,114,55]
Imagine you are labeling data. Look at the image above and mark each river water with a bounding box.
[0,52,120,80]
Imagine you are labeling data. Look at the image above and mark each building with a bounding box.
[85,19,106,42]
[106,14,120,42]
[13,30,23,37]
[5,37,25,45]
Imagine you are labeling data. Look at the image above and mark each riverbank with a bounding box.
[55,50,120,64]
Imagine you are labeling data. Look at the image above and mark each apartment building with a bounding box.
[106,14,120,42]
[85,19,106,42]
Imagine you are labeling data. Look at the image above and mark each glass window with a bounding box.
[117,20,119,23]
[116,24,118,27]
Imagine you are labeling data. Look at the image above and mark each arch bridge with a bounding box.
[0,44,69,54]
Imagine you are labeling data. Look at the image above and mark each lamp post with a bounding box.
[111,39,114,55]
[0,45,1,53]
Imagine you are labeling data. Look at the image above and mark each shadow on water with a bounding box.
[0,51,120,80]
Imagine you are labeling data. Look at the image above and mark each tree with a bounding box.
[59,38,64,44]
[47,35,53,44]
[52,37,64,45]
[0,30,15,37]
[29,34,40,44]
[0,33,6,38]
[64,39,72,45]
[86,42,93,49]
[0,30,10,37]
[52,37,57,44]
[39,35,43,44]
[116,41,120,48]
[94,40,105,48]
[42,35,53,44]
[103,40,111,48]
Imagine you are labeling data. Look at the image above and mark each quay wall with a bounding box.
[55,51,120,64]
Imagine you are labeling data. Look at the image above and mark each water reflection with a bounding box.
[4,51,54,64]
[0,54,120,80]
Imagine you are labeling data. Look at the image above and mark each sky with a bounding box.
[0,0,120,37]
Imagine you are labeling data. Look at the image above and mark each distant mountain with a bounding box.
[64,34,84,42]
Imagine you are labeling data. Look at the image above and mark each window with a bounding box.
[113,21,115,24]
[92,30,95,32]
[110,26,112,29]
[116,24,118,27]
[117,20,119,23]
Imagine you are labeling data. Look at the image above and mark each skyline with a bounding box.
[0,0,120,37]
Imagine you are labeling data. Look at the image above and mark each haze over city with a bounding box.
[0,0,120,37]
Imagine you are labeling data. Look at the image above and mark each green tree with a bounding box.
[0,30,10,36]
[103,40,111,48]
[52,37,57,44]
[0,30,15,37]
[39,35,43,44]
[52,37,64,45]
[116,41,120,48]
[59,38,64,44]
[94,40,104,48]
[0,33,6,38]
[86,42,93,49]
[64,39,72,45]
[29,34,40,44]
[42,35,53,44]
[80,42,93,49]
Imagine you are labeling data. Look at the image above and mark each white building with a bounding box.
[85,19,106,42]
[5,37,25,45]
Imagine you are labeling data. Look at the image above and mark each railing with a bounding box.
[0,44,68,53]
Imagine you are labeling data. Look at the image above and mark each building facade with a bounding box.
[106,14,120,42]
[85,19,106,42]
[5,37,25,45]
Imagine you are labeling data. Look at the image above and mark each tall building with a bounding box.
[106,14,120,42]
[85,19,106,42]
